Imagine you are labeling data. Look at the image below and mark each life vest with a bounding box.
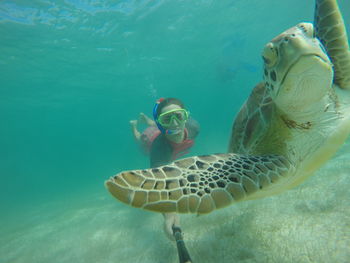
[169,129,194,160]
[140,126,161,154]
[141,127,194,159]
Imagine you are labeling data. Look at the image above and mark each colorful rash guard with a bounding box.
[148,118,200,168]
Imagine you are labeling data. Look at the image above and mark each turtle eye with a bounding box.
[262,42,277,67]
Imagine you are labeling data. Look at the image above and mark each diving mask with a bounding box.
[157,109,189,127]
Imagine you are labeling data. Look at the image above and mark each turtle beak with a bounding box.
[262,42,278,68]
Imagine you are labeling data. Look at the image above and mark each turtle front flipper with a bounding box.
[314,0,350,89]
[105,154,294,214]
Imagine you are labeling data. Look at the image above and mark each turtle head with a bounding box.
[262,23,333,114]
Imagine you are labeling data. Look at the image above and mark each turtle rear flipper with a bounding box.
[314,0,350,89]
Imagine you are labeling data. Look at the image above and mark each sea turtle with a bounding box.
[105,0,350,215]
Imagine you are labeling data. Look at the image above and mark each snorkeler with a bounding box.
[130,98,199,261]
[130,98,200,168]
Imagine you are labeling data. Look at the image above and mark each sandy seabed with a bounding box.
[1,142,349,263]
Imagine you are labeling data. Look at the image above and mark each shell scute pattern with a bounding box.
[151,168,166,179]
[162,166,182,177]
[106,154,293,214]
[141,169,153,178]
[226,183,246,200]
[132,191,147,207]
[121,172,144,187]
[241,176,259,194]
[259,175,271,189]
[141,179,155,190]
[198,155,219,162]
[211,189,233,209]
[188,195,200,213]
[148,191,159,203]
[174,157,196,168]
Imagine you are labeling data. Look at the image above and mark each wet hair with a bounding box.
[156,97,185,117]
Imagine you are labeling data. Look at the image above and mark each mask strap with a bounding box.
[153,98,172,134]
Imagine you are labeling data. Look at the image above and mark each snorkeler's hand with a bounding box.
[139,112,147,122]
[163,212,180,241]
[139,112,156,126]
[129,120,138,127]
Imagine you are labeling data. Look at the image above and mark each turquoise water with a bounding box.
[1,1,349,262]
